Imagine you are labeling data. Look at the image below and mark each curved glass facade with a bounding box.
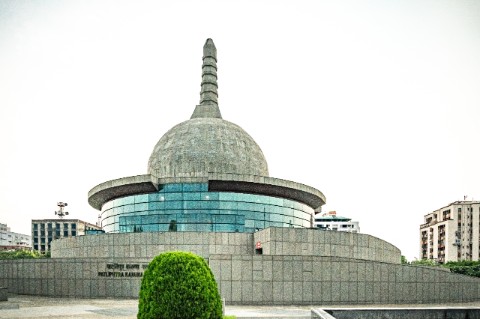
[100,183,313,233]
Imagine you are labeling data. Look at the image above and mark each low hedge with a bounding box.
[138,251,222,319]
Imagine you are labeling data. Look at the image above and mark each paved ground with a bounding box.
[0,295,313,318]
[1,295,480,318]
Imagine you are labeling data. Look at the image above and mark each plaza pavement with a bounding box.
[0,294,312,318]
[2,295,480,318]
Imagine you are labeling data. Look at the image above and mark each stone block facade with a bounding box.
[254,228,400,264]
[51,232,253,259]
[2,228,480,304]
[1,254,479,304]
[209,255,479,305]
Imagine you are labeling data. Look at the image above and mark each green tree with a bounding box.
[138,251,222,319]
[410,258,437,266]
[0,250,49,259]
[444,260,480,278]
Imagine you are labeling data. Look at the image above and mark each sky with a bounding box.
[0,0,479,261]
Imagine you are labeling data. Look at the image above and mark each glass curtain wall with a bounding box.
[100,183,313,233]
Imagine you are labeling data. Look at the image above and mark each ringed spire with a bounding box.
[191,38,222,119]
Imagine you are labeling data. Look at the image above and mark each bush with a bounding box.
[0,250,49,259]
[138,251,222,319]
[444,261,480,278]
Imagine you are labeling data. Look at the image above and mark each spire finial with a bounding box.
[191,38,222,119]
[200,38,218,105]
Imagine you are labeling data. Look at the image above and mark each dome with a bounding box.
[147,39,268,179]
[147,117,269,179]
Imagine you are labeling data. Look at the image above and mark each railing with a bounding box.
[311,309,336,319]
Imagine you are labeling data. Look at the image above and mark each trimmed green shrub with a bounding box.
[0,250,49,259]
[138,251,222,319]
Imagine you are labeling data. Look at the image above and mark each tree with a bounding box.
[138,251,222,319]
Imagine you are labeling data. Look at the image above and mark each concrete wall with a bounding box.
[52,228,400,264]
[2,229,479,304]
[209,255,480,305]
[51,232,253,259]
[254,228,401,264]
[0,258,149,298]
[1,255,480,304]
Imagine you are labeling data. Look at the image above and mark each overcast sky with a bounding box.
[1,0,479,260]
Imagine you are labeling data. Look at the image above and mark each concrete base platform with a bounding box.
[313,307,480,319]
[1,295,480,319]
[0,302,19,310]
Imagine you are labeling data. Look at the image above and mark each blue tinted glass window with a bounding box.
[101,183,314,233]
[164,192,183,201]
[134,203,148,212]
[214,215,236,223]
[164,201,182,209]
[220,201,238,210]
[183,183,206,192]
[183,192,201,201]
[135,194,148,203]
[201,192,218,201]
[214,224,238,232]
[184,201,201,210]
[162,184,182,192]
[201,201,219,209]
[102,201,113,210]
[254,220,264,229]
[123,205,134,213]
[148,193,161,201]
[149,202,164,210]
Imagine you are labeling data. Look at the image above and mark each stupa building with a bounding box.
[88,39,325,234]
[1,39,480,305]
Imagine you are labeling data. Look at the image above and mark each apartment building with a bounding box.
[313,211,360,233]
[31,219,102,253]
[420,200,480,263]
[0,223,31,250]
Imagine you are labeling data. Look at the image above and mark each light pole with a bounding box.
[54,202,69,218]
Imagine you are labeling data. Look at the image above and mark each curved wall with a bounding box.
[255,228,401,264]
[3,228,479,304]
[52,228,400,264]
[100,183,314,233]
[1,256,480,304]
[51,232,252,259]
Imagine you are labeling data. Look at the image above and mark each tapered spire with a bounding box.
[191,38,222,119]
[200,38,218,105]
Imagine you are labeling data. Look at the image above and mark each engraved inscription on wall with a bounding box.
[98,263,148,277]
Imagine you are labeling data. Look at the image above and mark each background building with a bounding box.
[31,219,101,253]
[0,222,31,251]
[313,211,360,233]
[420,200,480,263]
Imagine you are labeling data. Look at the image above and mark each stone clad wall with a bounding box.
[209,255,480,305]
[254,228,401,264]
[1,255,480,304]
[2,229,479,304]
[51,232,253,259]
[0,258,149,298]
[52,228,399,264]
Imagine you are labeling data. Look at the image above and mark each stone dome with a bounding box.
[147,117,269,179]
[148,38,268,180]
